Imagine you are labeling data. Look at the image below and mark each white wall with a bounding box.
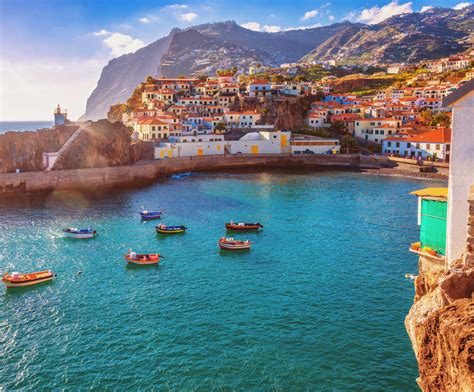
[446,90,474,266]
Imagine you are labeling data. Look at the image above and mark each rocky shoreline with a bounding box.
[363,162,449,181]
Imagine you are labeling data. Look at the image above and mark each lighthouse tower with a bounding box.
[54,104,67,126]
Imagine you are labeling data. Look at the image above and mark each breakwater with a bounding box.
[0,153,386,195]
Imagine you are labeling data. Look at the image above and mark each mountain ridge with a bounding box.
[83,7,473,120]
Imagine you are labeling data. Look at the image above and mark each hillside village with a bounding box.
[109,51,473,164]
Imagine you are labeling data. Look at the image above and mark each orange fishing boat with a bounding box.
[124,250,162,265]
[2,270,55,288]
[225,222,263,231]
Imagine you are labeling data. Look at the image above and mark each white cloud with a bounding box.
[420,6,433,12]
[301,10,318,21]
[240,22,281,32]
[241,22,262,31]
[93,29,110,36]
[178,12,198,22]
[328,15,335,21]
[101,32,145,56]
[453,2,471,9]
[285,23,322,31]
[263,25,281,32]
[165,4,189,10]
[139,17,150,24]
[355,1,413,24]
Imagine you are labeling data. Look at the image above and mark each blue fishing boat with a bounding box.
[63,228,97,239]
[139,210,163,220]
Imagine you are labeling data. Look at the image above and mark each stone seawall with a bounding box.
[0,154,381,195]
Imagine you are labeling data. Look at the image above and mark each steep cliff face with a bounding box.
[405,262,474,391]
[238,96,314,130]
[82,21,353,120]
[53,120,132,170]
[0,126,77,173]
[83,31,177,121]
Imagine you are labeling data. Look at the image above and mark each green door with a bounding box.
[420,199,447,255]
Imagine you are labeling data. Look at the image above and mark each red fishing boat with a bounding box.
[2,270,55,288]
[124,250,162,265]
[218,237,251,250]
[225,222,263,231]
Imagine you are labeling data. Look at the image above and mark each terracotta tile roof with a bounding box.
[384,128,451,143]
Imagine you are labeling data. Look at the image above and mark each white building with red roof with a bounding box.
[381,128,451,161]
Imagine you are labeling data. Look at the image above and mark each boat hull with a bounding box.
[126,259,159,265]
[64,232,96,239]
[155,226,186,234]
[219,243,251,250]
[225,224,262,231]
[124,254,160,265]
[140,212,162,221]
[2,271,55,288]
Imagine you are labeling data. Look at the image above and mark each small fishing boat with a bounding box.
[124,250,162,265]
[155,224,187,234]
[63,228,97,239]
[139,210,163,221]
[2,270,55,288]
[218,237,251,250]
[225,222,263,231]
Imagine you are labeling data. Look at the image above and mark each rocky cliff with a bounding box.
[53,120,133,170]
[83,30,177,121]
[83,8,473,121]
[0,126,77,173]
[81,21,353,120]
[405,261,474,391]
[237,96,314,130]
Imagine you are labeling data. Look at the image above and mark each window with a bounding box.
[436,144,440,150]
[426,144,430,150]
[396,142,400,148]
[416,143,420,149]
[446,144,450,151]
[407,143,411,148]
[387,142,392,147]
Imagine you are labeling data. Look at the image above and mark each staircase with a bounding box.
[44,123,89,171]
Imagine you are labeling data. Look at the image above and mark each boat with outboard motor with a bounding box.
[155,224,187,234]
[2,270,55,288]
[63,228,97,239]
[140,210,163,221]
[124,250,162,265]
[225,222,263,231]
[218,237,251,250]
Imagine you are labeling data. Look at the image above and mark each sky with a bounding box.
[0,0,471,121]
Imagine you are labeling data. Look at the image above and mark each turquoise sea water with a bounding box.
[0,121,53,134]
[0,171,445,390]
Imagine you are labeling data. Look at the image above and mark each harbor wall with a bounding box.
[0,154,382,195]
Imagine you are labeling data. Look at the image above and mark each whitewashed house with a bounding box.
[443,79,474,266]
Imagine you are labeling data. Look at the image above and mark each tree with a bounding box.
[146,76,156,84]
[214,122,227,132]
[432,112,451,128]
[294,74,307,83]
[341,134,357,154]
[330,121,346,134]
[419,109,433,125]
[178,74,186,79]
[272,74,284,83]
